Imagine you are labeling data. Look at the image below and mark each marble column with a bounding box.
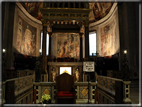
[41,19,47,74]
[84,20,89,61]
[79,33,83,62]
[48,32,52,61]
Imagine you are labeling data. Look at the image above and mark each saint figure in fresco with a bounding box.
[57,44,64,58]
[93,3,101,20]
[61,42,68,57]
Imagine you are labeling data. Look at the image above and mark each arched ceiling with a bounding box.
[20,2,113,23]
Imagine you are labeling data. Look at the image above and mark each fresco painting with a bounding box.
[57,33,80,59]
[89,3,113,22]
[101,18,117,56]
[16,17,36,56]
[21,2,43,20]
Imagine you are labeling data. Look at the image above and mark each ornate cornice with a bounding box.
[40,8,91,21]
[41,8,91,13]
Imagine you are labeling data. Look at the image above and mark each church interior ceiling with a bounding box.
[20,2,113,23]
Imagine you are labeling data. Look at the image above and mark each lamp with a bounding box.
[39,49,42,55]
[123,49,129,81]
[3,49,6,53]
[124,50,127,54]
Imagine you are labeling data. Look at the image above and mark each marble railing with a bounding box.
[13,75,35,96]
[2,74,35,104]
[33,82,97,104]
[96,73,131,104]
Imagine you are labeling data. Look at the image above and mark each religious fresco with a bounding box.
[21,2,43,20]
[89,3,113,22]
[100,17,118,56]
[16,16,36,56]
[56,33,80,59]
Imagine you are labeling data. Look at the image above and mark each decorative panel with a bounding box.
[14,75,35,95]
[97,76,116,95]
[79,86,88,99]
[41,86,52,96]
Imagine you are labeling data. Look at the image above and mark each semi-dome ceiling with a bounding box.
[21,2,113,22]
[89,3,113,22]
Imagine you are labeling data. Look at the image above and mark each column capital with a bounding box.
[48,32,53,37]
[41,19,48,26]
[84,20,89,27]
[79,33,84,38]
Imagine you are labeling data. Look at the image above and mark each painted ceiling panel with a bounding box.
[21,2,113,22]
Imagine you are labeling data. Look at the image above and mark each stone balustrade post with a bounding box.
[123,81,131,104]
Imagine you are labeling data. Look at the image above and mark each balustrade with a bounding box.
[2,74,35,104]
[96,73,131,104]
[2,73,131,104]
[33,82,97,104]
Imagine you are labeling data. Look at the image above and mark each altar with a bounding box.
[48,62,83,82]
